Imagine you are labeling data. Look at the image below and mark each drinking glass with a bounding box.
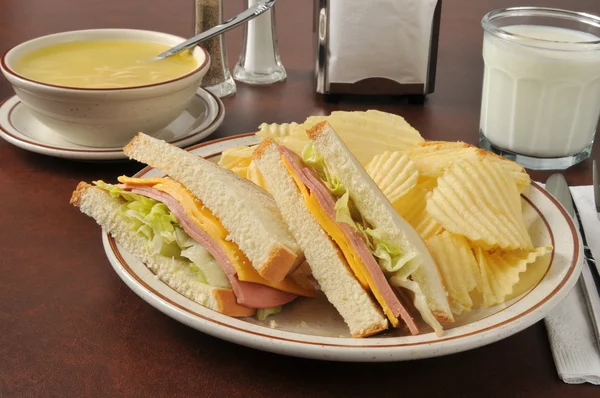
[479,7,600,170]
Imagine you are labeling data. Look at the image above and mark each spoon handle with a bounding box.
[156,0,276,60]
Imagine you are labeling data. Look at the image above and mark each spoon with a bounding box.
[153,0,277,61]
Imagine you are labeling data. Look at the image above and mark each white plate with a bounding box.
[0,88,224,161]
[102,134,583,362]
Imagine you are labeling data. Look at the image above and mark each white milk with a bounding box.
[480,25,600,157]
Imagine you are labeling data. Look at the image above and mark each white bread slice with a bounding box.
[253,139,388,338]
[123,133,301,284]
[307,122,454,324]
[70,182,254,317]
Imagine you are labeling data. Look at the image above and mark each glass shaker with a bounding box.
[233,0,286,84]
[195,0,236,97]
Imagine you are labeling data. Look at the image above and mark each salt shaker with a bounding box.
[195,0,236,97]
[233,0,286,84]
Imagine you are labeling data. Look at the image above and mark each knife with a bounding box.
[546,173,600,348]
[594,160,599,219]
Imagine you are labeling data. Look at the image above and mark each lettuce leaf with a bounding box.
[95,181,231,286]
[302,144,345,196]
[365,229,415,273]
[334,192,356,229]
[256,306,282,321]
[180,244,231,288]
[389,259,443,336]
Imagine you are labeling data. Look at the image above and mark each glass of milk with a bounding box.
[479,7,600,170]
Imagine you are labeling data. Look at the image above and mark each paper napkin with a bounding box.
[545,185,600,385]
[327,0,438,85]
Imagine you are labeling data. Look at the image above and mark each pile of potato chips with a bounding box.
[218,110,553,317]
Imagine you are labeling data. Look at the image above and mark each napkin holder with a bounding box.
[314,0,442,100]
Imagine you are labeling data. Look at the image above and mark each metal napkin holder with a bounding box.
[314,0,442,99]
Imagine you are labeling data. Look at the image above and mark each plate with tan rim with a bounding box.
[101,134,583,362]
[0,88,224,161]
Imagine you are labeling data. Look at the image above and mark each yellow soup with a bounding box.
[13,40,198,88]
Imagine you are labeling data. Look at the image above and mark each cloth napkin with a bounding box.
[544,185,600,385]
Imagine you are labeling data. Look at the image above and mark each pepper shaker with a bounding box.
[195,0,236,97]
[233,0,286,84]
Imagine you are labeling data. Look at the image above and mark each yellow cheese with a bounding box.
[118,176,315,297]
[280,158,399,327]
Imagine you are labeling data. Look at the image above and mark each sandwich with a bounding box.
[71,133,316,318]
[253,121,453,337]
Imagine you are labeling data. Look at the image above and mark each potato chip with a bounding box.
[302,110,424,164]
[257,122,304,138]
[426,157,533,250]
[427,232,481,315]
[405,141,530,192]
[255,122,310,156]
[255,110,424,164]
[217,145,267,189]
[217,145,257,179]
[365,151,418,203]
[393,179,443,241]
[247,161,267,190]
[475,245,552,307]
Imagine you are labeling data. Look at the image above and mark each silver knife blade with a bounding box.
[546,174,575,216]
[546,173,600,349]
[593,160,599,217]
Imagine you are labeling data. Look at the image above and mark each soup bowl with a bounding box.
[0,29,210,148]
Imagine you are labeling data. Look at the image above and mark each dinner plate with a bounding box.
[0,88,224,161]
[102,134,583,362]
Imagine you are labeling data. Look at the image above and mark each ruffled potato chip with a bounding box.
[475,245,553,307]
[255,110,424,164]
[365,151,418,204]
[256,122,310,156]
[426,158,533,251]
[427,232,480,315]
[257,122,304,139]
[393,179,443,241]
[405,141,530,192]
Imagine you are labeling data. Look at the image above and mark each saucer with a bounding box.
[0,88,224,161]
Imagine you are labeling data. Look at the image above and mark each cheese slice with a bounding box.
[118,176,315,297]
[280,158,400,327]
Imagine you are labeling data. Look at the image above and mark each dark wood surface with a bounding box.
[1,0,598,397]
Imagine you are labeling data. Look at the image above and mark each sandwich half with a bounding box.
[123,133,302,284]
[253,122,453,336]
[71,133,315,318]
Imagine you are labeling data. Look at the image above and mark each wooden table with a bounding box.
[1,0,598,396]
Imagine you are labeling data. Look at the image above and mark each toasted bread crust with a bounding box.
[252,138,276,161]
[258,246,299,284]
[432,310,455,323]
[122,132,145,158]
[352,321,389,338]
[305,121,330,141]
[70,182,92,207]
[212,288,256,317]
